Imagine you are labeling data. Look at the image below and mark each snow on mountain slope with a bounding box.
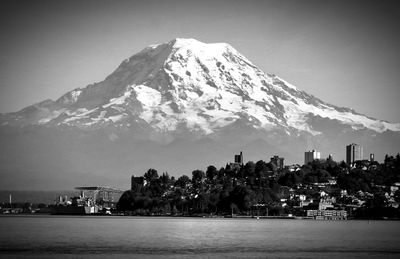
[1,38,399,135]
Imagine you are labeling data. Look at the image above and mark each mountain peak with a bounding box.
[170,37,226,46]
[169,37,201,46]
[1,38,399,134]
[164,38,233,54]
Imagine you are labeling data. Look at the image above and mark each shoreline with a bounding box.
[1,213,399,221]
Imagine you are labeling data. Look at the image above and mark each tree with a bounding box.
[278,172,293,187]
[384,154,391,166]
[365,193,388,209]
[230,185,256,212]
[278,172,303,187]
[175,175,190,188]
[255,160,271,183]
[117,190,136,211]
[395,153,400,168]
[160,172,173,187]
[208,189,220,213]
[337,169,371,194]
[192,170,205,189]
[230,203,240,215]
[144,168,159,182]
[394,190,400,203]
[338,160,349,170]
[206,165,218,182]
[304,169,331,183]
[239,161,256,179]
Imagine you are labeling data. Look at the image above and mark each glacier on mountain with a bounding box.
[2,38,399,135]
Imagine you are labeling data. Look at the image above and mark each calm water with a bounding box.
[0,215,399,258]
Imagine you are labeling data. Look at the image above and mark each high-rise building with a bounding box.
[304,150,321,165]
[229,151,244,170]
[346,143,363,165]
[270,155,284,170]
[234,151,243,165]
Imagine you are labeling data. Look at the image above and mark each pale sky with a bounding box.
[1,0,399,122]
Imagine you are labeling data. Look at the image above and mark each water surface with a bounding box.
[0,215,399,258]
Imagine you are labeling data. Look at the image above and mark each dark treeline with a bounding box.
[117,154,400,218]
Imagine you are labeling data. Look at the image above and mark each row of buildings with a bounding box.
[228,143,370,172]
[305,143,372,166]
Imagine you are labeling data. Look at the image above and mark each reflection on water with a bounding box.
[0,215,399,258]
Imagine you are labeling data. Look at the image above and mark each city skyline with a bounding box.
[0,0,400,122]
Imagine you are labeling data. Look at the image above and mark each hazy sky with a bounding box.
[1,0,399,122]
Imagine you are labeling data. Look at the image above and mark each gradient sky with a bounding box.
[1,0,399,122]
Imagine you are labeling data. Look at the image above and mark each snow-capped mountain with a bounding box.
[1,38,399,190]
[2,38,399,135]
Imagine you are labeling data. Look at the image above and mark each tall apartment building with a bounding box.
[304,150,321,165]
[346,143,363,165]
[234,151,243,166]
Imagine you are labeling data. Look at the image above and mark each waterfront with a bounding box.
[0,216,399,258]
